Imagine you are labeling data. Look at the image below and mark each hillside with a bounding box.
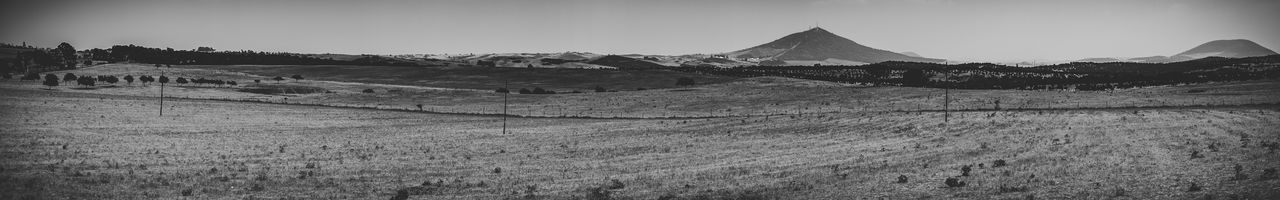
[726,27,945,63]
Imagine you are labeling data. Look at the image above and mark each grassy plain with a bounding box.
[1,63,1278,199]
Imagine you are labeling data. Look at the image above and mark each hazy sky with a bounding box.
[3,0,1278,61]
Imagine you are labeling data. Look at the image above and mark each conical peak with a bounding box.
[802,27,833,35]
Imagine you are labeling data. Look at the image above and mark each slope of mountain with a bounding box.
[725,27,944,64]
[1174,39,1277,59]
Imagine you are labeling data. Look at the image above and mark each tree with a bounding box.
[290,74,304,80]
[123,75,134,85]
[518,88,531,94]
[63,73,77,82]
[42,74,59,88]
[594,85,606,92]
[76,76,95,87]
[532,87,547,94]
[54,42,77,69]
[495,88,509,93]
[362,89,375,93]
[676,77,696,86]
[158,76,169,84]
[227,81,237,86]
[416,104,423,111]
[254,79,261,83]
[273,76,285,82]
[176,77,188,84]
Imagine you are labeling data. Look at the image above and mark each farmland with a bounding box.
[1,63,1279,199]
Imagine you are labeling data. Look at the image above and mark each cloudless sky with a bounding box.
[2,0,1277,62]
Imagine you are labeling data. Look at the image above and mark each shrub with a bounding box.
[594,86,606,92]
[945,177,966,187]
[896,175,908,183]
[291,75,304,80]
[362,89,375,93]
[993,159,1007,167]
[1261,168,1277,180]
[518,88,531,94]
[493,167,501,174]
[1186,182,1201,192]
[180,188,194,196]
[605,179,625,189]
[961,165,972,176]
[584,187,611,200]
[390,189,409,200]
[250,184,265,191]
[495,88,509,93]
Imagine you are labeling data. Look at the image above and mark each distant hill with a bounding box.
[587,55,666,70]
[725,27,944,64]
[1077,39,1277,63]
[900,52,922,57]
[1174,39,1278,59]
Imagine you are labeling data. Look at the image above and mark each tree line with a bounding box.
[29,72,238,88]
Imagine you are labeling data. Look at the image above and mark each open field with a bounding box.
[11,64,1280,119]
[1,64,1279,199]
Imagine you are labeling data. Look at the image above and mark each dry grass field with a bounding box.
[1,64,1279,199]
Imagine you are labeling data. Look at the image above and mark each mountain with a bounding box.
[725,27,944,64]
[900,52,922,57]
[1077,39,1276,63]
[1173,39,1277,59]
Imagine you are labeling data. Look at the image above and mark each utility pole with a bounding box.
[502,81,508,134]
[943,63,950,124]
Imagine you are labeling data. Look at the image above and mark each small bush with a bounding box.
[896,175,908,183]
[945,177,966,187]
[961,165,972,176]
[605,179,625,189]
[585,187,611,200]
[1187,183,1201,192]
[180,188,194,196]
[250,184,265,192]
[390,189,409,200]
[362,89,375,93]
[993,159,1007,167]
[1261,168,1277,180]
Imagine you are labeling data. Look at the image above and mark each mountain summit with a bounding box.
[726,27,944,64]
[1173,39,1277,59]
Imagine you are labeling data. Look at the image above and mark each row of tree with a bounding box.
[31,72,239,88]
[98,45,419,66]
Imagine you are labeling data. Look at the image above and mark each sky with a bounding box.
[2,0,1278,62]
